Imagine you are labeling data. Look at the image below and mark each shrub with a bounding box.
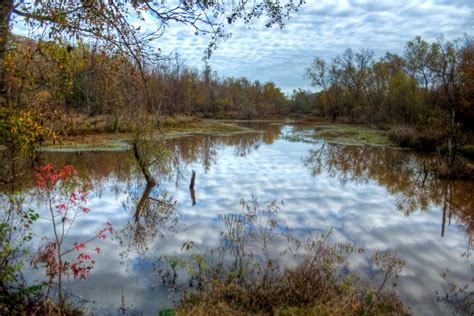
[388,126,441,151]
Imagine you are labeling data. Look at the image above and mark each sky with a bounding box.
[156,0,472,94]
[13,0,473,94]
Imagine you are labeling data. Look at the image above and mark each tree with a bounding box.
[262,81,287,115]
[1,0,304,103]
[0,107,56,183]
[459,41,474,130]
[32,164,113,306]
[289,89,317,114]
[404,36,438,91]
[0,1,13,95]
[338,48,374,122]
[387,71,420,125]
[305,57,343,121]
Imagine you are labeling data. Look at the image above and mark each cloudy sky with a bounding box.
[156,0,472,93]
[13,0,473,94]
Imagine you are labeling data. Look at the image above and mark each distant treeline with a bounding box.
[300,36,473,131]
[2,36,288,121]
[2,35,473,133]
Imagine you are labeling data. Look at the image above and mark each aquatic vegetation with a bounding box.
[157,197,408,315]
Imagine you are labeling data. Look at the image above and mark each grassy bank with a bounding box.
[289,121,396,147]
[161,117,253,135]
[39,116,254,152]
[312,124,394,146]
[50,114,251,136]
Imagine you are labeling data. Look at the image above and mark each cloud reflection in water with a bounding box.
[14,125,473,315]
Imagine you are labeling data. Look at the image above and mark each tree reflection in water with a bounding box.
[0,123,283,192]
[118,180,178,257]
[0,127,283,261]
[166,132,270,171]
[304,143,474,237]
[304,142,474,314]
[114,127,284,260]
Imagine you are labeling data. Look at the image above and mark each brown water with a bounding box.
[2,122,473,315]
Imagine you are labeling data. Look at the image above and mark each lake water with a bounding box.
[2,122,473,315]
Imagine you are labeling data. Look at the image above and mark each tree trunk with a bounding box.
[132,141,156,186]
[0,0,14,97]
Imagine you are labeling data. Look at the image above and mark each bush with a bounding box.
[388,126,440,151]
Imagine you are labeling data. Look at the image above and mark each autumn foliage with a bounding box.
[31,164,112,302]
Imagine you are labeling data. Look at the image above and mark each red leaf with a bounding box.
[73,242,86,251]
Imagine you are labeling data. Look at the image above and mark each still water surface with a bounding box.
[6,123,474,315]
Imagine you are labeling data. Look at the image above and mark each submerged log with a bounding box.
[189,170,196,189]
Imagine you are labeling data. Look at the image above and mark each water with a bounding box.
[2,123,473,315]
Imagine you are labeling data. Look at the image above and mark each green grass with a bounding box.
[290,124,396,147]
[315,125,393,146]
